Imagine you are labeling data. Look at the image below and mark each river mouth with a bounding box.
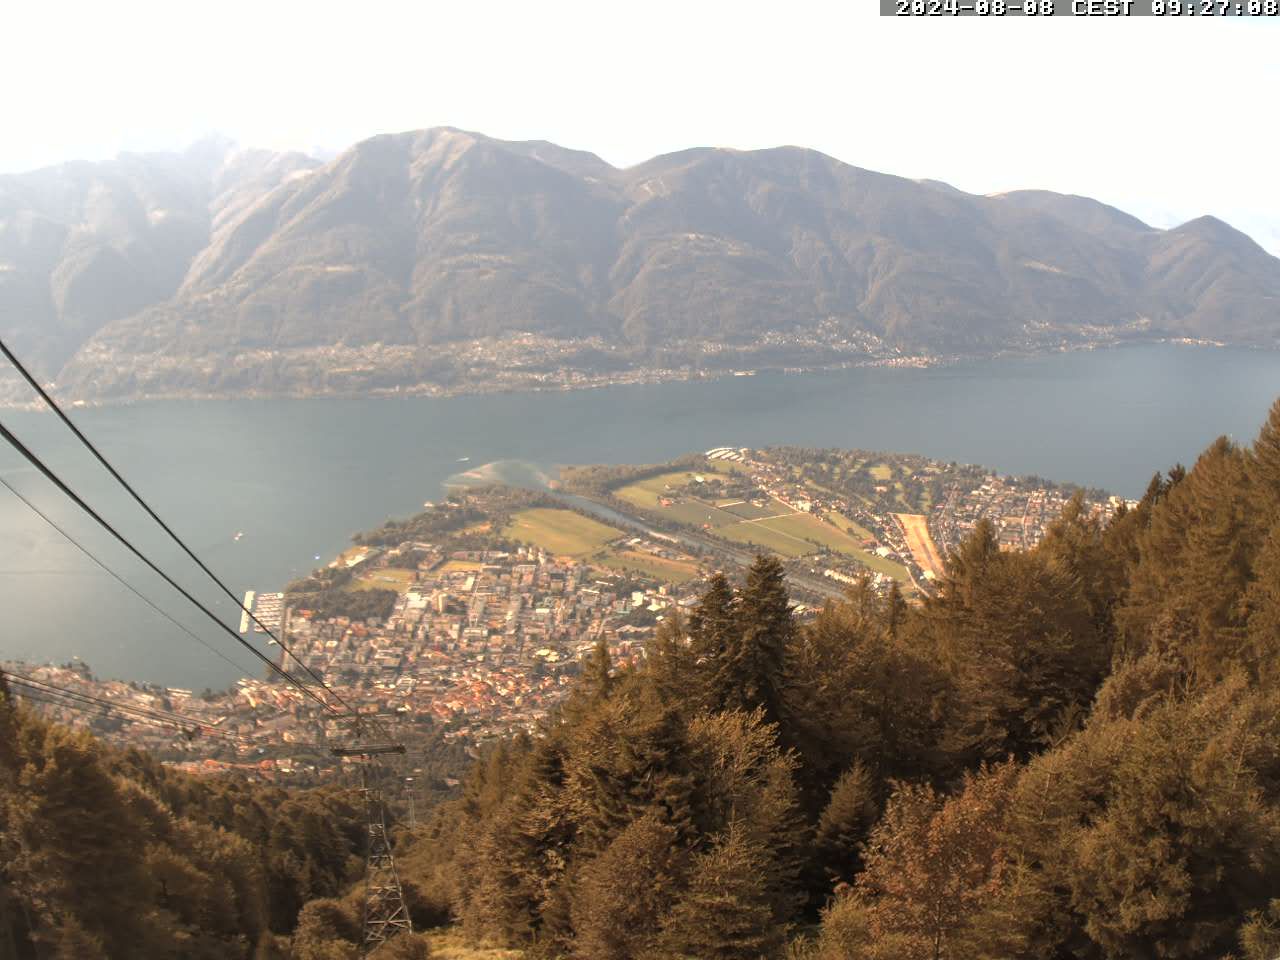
[444,459,557,491]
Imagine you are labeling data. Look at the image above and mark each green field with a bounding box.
[826,509,876,542]
[721,501,779,520]
[598,549,699,584]
[503,508,622,557]
[615,472,741,527]
[353,567,417,591]
[665,500,742,528]
[893,483,913,510]
[439,559,484,573]
[758,513,855,549]
[719,521,813,558]
[702,458,749,477]
[609,460,911,578]
[762,515,910,580]
[614,470,697,508]
[709,511,911,580]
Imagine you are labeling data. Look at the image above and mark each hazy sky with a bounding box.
[4,0,1278,251]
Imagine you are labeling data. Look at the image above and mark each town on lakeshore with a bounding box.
[5,444,1134,792]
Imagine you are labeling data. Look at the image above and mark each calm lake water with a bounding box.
[3,343,1279,688]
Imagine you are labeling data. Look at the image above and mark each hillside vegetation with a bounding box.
[0,689,373,958]
[398,397,1280,960]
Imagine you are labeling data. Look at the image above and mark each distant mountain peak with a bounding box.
[1172,214,1262,247]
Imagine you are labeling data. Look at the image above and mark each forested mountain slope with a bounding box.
[0,687,432,958]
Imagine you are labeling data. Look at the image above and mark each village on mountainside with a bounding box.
[5,445,1134,788]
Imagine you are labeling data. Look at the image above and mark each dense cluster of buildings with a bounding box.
[5,543,705,774]
[928,477,1132,554]
[284,545,698,743]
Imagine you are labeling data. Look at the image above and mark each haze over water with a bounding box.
[2,343,1278,688]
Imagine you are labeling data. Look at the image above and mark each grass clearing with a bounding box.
[826,509,876,542]
[720,521,814,558]
[614,470,699,508]
[503,508,622,557]
[352,567,417,591]
[702,458,750,476]
[661,500,742,528]
[758,513,854,548]
[745,514,910,581]
[598,549,699,584]
[615,472,742,527]
[426,929,525,959]
[439,559,485,573]
[722,501,779,520]
[869,463,893,481]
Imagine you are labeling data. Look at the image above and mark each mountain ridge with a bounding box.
[1,126,1277,402]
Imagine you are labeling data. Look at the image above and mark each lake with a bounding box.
[2,343,1278,688]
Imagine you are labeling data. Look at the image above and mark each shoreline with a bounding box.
[0,336,1248,413]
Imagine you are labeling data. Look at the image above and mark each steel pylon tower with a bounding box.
[403,776,418,830]
[333,741,412,955]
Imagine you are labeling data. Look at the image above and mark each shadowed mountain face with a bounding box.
[1,127,1277,400]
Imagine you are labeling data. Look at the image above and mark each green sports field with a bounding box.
[503,508,622,557]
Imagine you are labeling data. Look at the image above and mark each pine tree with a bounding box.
[1244,517,1280,682]
[687,572,739,711]
[1061,681,1280,959]
[685,709,807,927]
[565,684,698,855]
[507,736,577,951]
[1037,490,1124,652]
[938,517,1001,609]
[814,761,879,885]
[571,813,681,960]
[785,580,945,801]
[688,572,738,663]
[783,582,882,793]
[377,931,435,958]
[645,611,697,705]
[461,740,517,819]
[1247,398,1280,521]
[42,917,110,960]
[920,522,1101,767]
[1119,437,1253,680]
[718,555,793,728]
[660,822,783,960]
[456,802,539,944]
[290,897,359,960]
[582,638,615,702]
[885,580,906,641]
